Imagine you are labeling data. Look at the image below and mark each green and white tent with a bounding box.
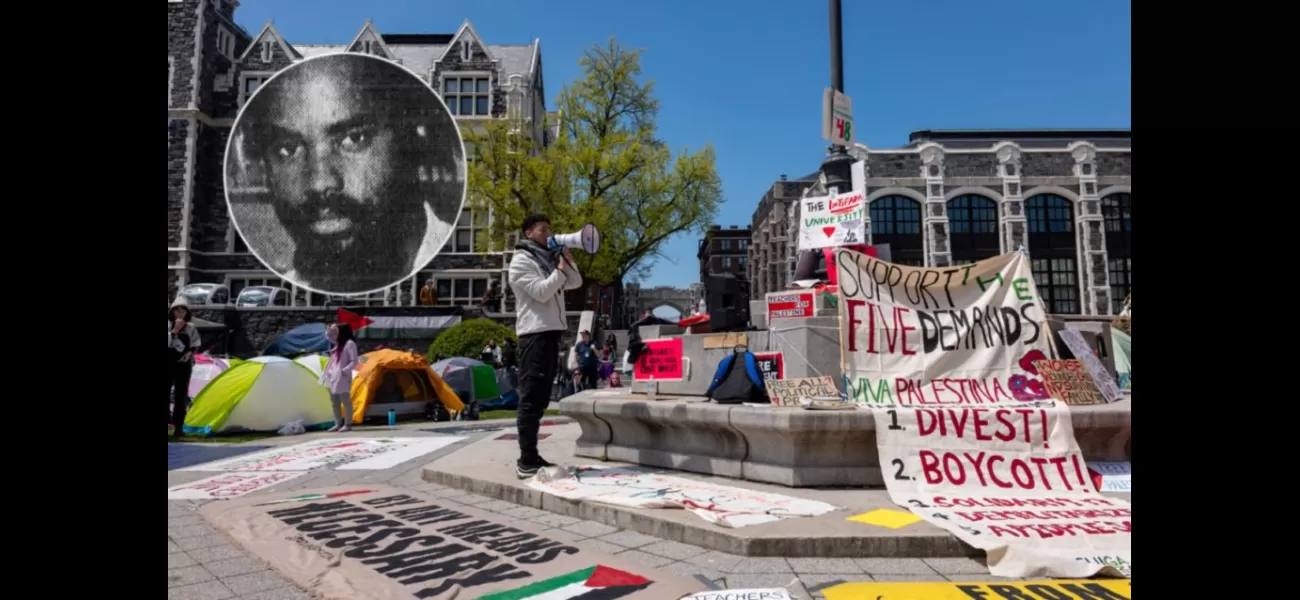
[182,356,333,435]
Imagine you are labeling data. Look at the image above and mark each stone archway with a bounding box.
[624,284,698,326]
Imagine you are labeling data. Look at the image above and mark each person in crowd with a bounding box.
[502,337,519,388]
[574,330,600,391]
[320,323,359,432]
[420,279,438,305]
[507,212,583,479]
[168,298,201,438]
[608,371,624,388]
[604,332,618,358]
[482,340,503,367]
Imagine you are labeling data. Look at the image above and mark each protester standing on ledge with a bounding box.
[168,298,201,438]
[320,323,359,432]
[507,213,583,479]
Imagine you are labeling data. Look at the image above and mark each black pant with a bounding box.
[516,330,561,466]
[170,361,193,435]
[580,367,598,391]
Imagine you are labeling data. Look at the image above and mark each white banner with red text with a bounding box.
[870,400,1131,579]
[836,249,1056,405]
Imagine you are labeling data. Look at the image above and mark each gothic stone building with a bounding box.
[167,0,554,309]
[748,172,818,299]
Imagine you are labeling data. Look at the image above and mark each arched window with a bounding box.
[947,194,1000,264]
[1102,193,1132,315]
[1025,194,1079,314]
[869,195,924,266]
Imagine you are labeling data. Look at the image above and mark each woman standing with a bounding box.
[168,298,201,438]
[320,323,359,432]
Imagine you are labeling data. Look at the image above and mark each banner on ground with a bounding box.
[868,401,1131,579]
[798,191,866,250]
[200,485,701,600]
[529,467,837,528]
[167,471,305,500]
[835,249,1055,405]
[179,437,464,472]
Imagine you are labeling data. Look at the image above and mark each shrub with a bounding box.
[428,318,517,361]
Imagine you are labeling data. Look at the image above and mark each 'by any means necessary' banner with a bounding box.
[869,401,1131,579]
[835,249,1055,405]
[199,484,701,599]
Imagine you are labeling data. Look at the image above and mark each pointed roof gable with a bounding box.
[238,21,302,62]
[437,19,496,63]
[346,20,394,59]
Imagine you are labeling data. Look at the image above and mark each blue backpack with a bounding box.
[706,350,767,404]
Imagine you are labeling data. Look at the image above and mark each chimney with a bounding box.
[711,225,721,230]
[780,174,787,181]
[729,225,738,230]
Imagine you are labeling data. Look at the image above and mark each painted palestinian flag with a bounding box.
[477,565,652,600]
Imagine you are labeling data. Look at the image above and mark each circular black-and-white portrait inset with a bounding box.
[225,52,466,296]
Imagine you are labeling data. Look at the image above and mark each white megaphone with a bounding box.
[548,223,601,253]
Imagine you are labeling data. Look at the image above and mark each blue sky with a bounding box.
[235,0,1131,288]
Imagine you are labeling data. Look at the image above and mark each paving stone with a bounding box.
[658,561,724,585]
[855,558,939,576]
[430,487,475,499]
[576,539,625,555]
[500,506,550,519]
[222,571,291,595]
[535,528,584,543]
[170,523,218,539]
[923,557,989,575]
[531,514,581,528]
[186,545,246,563]
[789,558,865,574]
[593,530,660,548]
[240,586,313,600]
[413,482,449,493]
[167,581,234,600]
[168,515,205,528]
[168,540,183,554]
[716,573,804,590]
[560,521,619,538]
[801,574,874,592]
[168,502,198,518]
[477,499,518,513]
[727,557,791,574]
[943,575,1020,582]
[614,549,675,569]
[639,540,708,561]
[168,552,198,570]
[203,557,267,578]
[168,565,215,588]
[872,575,949,582]
[692,550,745,572]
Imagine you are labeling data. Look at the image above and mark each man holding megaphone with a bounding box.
[508,214,587,479]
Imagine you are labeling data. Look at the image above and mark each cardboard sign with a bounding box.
[1088,461,1132,493]
[823,580,1131,600]
[766,292,814,320]
[1057,329,1123,402]
[199,485,701,599]
[765,376,838,407]
[167,471,306,500]
[797,191,866,250]
[682,589,792,600]
[633,338,684,381]
[702,332,749,350]
[752,352,784,381]
[1033,359,1107,406]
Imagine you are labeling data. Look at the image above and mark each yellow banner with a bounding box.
[823,579,1130,600]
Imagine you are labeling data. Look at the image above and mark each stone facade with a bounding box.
[623,284,700,324]
[166,4,551,315]
[748,173,818,299]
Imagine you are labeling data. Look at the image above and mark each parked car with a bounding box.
[175,283,230,306]
[235,286,290,307]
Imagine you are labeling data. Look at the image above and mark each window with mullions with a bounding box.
[436,278,489,306]
[1031,257,1080,314]
[869,195,924,266]
[443,76,491,116]
[1108,257,1131,315]
[1102,193,1132,315]
[947,194,1000,264]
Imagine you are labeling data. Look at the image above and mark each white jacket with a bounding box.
[508,251,583,336]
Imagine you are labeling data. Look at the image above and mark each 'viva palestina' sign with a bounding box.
[869,401,1131,579]
[836,249,1055,405]
[798,191,865,250]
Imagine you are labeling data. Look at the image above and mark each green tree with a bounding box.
[463,38,723,305]
[427,318,517,362]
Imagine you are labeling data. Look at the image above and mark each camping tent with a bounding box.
[182,356,333,435]
[294,353,328,379]
[432,357,517,410]
[264,323,331,357]
[351,349,464,423]
[189,354,233,399]
[1111,328,1131,390]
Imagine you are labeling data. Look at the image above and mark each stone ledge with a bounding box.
[561,391,1132,488]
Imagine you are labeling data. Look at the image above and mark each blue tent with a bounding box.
[263,323,331,357]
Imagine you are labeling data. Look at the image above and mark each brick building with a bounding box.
[167,0,555,311]
[697,225,752,282]
[747,172,819,299]
[782,129,1132,315]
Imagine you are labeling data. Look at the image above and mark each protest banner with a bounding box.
[823,580,1131,600]
[835,249,1055,405]
[179,437,466,472]
[1033,359,1107,405]
[1057,329,1123,402]
[167,471,305,500]
[797,191,866,250]
[765,376,839,407]
[633,338,684,382]
[681,589,793,600]
[528,467,837,528]
[765,292,815,320]
[753,352,784,382]
[868,401,1131,578]
[1087,461,1132,493]
[199,485,701,599]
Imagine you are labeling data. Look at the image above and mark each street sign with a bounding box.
[821,88,854,146]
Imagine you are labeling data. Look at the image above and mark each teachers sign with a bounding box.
[835,250,1054,405]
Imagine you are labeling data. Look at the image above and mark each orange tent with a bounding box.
[350,349,465,422]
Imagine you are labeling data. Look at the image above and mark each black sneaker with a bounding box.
[515,462,540,479]
[536,457,555,468]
